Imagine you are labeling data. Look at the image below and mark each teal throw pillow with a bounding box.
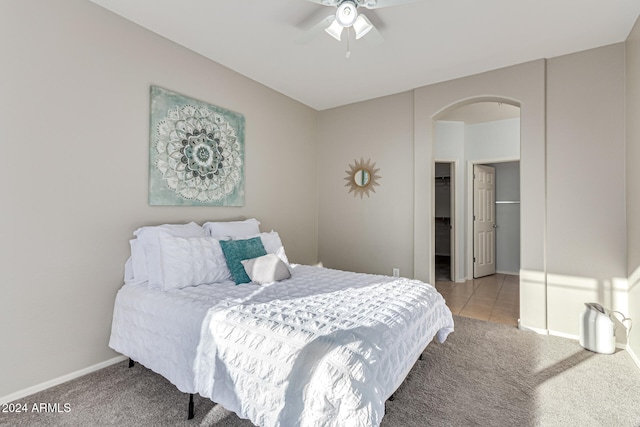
[219,237,267,284]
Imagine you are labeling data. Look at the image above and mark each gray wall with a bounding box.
[317,91,415,277]
[0,0,319,400]
[626,17,640,363]
[488,162,521,275]
[546,44,627,336]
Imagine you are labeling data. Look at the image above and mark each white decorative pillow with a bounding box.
[203,218,260,239]
[235,231,290,265]
[158,234,232,290]
[241,254,291,285]
[131,222,207,288]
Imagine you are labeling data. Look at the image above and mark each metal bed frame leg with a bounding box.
[127,358,194,420]
[188,394,194,420]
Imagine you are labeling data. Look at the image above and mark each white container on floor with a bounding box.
[579,302,615,354]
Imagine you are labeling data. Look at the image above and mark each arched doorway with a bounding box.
[432,99,522,326]
[412,61,548,333]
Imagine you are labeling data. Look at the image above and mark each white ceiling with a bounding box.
[90,0,640,111]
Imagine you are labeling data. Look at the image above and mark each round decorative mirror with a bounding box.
[353,169,370,187]
[345,158,381,198]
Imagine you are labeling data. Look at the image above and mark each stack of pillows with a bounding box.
[125,219,291,290]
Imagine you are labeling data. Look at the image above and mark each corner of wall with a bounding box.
[626,265,640,369]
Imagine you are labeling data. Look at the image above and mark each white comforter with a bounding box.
[109,265,454,427]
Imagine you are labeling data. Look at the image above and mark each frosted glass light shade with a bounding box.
[353,14,373,39]
[325,19,344,41]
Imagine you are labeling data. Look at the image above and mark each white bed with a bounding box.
[109,220,454,426]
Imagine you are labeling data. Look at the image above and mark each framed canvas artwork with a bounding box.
[149,86,245,206]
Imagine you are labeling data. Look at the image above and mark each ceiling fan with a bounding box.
[303,0,422,45]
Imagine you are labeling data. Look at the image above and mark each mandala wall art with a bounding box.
[149,86,245,206]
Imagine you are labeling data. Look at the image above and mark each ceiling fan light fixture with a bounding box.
[353,14,373,39]
[335,1,358,27]
[325,19,344,41]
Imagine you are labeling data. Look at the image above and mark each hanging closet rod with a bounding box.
[495,200,520,204]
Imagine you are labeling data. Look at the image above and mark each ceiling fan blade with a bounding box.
[358,0,423,9]
[295,14,336,43]
[303,0,341,6]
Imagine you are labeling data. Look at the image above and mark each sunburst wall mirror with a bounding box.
[344,158,381,198]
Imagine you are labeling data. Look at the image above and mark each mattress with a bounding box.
[109,264,454,426]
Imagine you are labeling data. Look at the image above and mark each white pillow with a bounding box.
[124,256,135,284]
[241,254,291,285]
[158,234,232,290]
[130,239,147,282]
[259,231,290,265]
[236,231,290,265]
[132,222,207,287]
[203,218,260,239]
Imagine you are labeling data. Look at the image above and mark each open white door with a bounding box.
[473,164,496,278]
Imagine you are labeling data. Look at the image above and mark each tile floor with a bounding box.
[435,274,520,327]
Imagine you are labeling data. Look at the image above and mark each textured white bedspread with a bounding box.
[109,265,453,427]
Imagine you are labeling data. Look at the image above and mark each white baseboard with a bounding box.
[520,324,639,365]
[517,320,549,335]
[627,345,640,370]
[547,329,629,350]
[548,329,579,341]
[0,355,127,405]
[496,270,519,276]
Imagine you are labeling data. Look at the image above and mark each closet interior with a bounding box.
[435,162,453,281]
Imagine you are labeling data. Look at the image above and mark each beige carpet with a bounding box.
[2,316,639,426]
